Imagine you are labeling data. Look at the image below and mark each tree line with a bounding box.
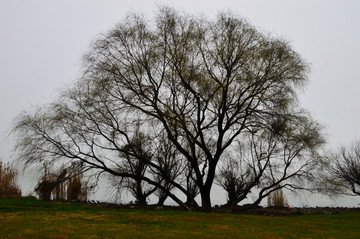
[10,7,360,211]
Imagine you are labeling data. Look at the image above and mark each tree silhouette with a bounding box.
[13,7,324,210]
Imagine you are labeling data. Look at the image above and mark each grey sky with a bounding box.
[1,0,360,206]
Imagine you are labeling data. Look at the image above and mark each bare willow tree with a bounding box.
[107,129,185,206]
[184,162,200,207]
[325,141,360,196]
[216,156,250,207]
[153,132,184,206]
[13,7,322,211]
[117,127,157,205]
[216,114,324,209]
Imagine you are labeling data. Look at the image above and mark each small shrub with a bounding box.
[267,189,287,208]
[35,163,89,201]
[35,163,57,201]
[67,174,88,201]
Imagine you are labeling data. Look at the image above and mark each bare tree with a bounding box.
[216,113,324,209]
[119,128,157,205]
[12,7,321,211]
[327,141,360,196]
[153,132,184,206]
[13,79,192,209]
[184,162,200,207]
[107,129,185,206]
[216,156,252,207]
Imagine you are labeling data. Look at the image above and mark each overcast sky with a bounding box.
[1,0,360,206]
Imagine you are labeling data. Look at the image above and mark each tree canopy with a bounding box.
[13,7,324,211]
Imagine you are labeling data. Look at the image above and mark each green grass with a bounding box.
[0,197,359,238]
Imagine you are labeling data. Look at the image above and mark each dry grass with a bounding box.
[0,161,21,197]
[267,189,287,208]
[1,197,360,238]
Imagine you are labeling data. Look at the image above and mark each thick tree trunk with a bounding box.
[185,196,194,206]
[135,190,147,205]
[200,162,217,211]
[136,194,147,205]
[134,180,147,205]
[157,195,167,206]
[200,187,212,211]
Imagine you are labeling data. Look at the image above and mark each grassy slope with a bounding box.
[0,197,359,238]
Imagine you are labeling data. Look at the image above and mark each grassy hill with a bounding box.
[0,196,359,238]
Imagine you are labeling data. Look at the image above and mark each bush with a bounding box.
[35,163,89,201]
[0,160,22,197]
[67,174,88,201]
[35,163,58,201]
[267,189,287,208]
